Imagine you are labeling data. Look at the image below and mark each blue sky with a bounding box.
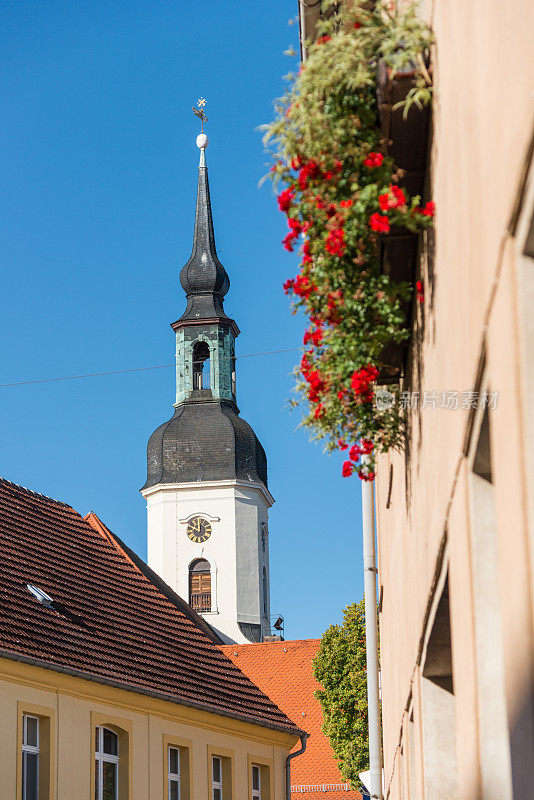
[0,0,364,639]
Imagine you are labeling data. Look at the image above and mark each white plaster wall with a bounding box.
[234,487,270,629]
[143,481,272,644]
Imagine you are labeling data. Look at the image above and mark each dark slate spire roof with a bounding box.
[143,137,268,493]
[177,146,232,324]
[143,401,268,490]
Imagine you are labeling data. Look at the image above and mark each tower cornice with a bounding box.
[140,478,275,508]
[171,316,240,338]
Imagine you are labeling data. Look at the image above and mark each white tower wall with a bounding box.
[142,479,273,644]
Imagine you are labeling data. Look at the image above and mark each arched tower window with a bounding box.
[231,344,236,397]
[189,558,211,612]
[192,341,210,390]
[262,566,268,617]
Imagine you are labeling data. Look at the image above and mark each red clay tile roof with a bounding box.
[220,640,362,800]
[0,478,301,736]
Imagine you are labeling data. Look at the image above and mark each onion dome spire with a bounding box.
[176,112,231,325]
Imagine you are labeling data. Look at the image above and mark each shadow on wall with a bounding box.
[402,114,436,510]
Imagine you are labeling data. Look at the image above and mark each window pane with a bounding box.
[252,765,260,790]
[25,716,39,748]
[212,756,221,783]
[169,746,180,776]
[213,789,222,800]
[95,727,100,753]
[95,759,100,800]
[23,751,39,800]
[169,778,180,800]
[103,760,117,800]
[103,728,118,756]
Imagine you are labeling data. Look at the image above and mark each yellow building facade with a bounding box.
[1,658,295,800]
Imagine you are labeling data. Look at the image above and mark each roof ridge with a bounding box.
[0,477,71,507]
[220,638,321,648]
[84,511,223,645]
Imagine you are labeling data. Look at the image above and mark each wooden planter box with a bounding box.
[376,61,431,382]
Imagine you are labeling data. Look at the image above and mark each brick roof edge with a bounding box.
[0,647,304,738]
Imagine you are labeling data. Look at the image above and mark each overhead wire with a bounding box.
[0,347,302,390]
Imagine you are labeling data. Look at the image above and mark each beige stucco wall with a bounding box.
[0,657,296,799]
[376,1,534,798]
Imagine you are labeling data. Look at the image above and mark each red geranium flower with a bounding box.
[338,439,348,450]
[342,461,354,477]
[282,233,295,251]
[379,185,406,211]
[316,35,331,44]
[293,274,316,300]
[364,152,384,168]
[314,403,325,419]
[422,201,435,217]
[303,324,323,347]
[325,293,342,324]
[349,444,361,462]
[378,193,391,212]
[391,185,406,206]
[413,201,435,218]
[351,364,379,402]
[369,213,390,233]
[283,278,294,294]
[340,199,353,208]
[288,217,303,235]
[299,161,320,190]
[277,188,294,213]
[325,228,345,257]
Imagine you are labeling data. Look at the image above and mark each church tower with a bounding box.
[141,129,273,644]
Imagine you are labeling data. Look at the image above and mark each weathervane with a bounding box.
[192,97,208,133]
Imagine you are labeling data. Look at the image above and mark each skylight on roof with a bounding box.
[26,584,53,607]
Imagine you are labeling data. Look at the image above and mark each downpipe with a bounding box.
[361,456,383,800]
[286,733,309,800]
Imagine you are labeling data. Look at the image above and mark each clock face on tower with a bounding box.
[186,517,212,544]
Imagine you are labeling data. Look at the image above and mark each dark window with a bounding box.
[193,341,210,390]
[189,559,211,612]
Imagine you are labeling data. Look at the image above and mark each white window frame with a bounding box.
[168,745,181,800]
[212,756,223,799]
[95,725,119,800]
[22,714,40,800]
[251,764,262,800]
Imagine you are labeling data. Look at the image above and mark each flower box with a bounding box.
[376,62,431,382]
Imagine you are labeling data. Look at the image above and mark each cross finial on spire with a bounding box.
[192,97,208,133]
[193,98,209,166]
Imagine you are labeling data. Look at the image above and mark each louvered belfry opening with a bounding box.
[192,341,210,390]
[189,558,211,612]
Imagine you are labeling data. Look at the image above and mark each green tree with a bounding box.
[313,600,370,788]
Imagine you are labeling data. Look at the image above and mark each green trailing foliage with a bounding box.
[313,600,372,789]
[264,0,433,480]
